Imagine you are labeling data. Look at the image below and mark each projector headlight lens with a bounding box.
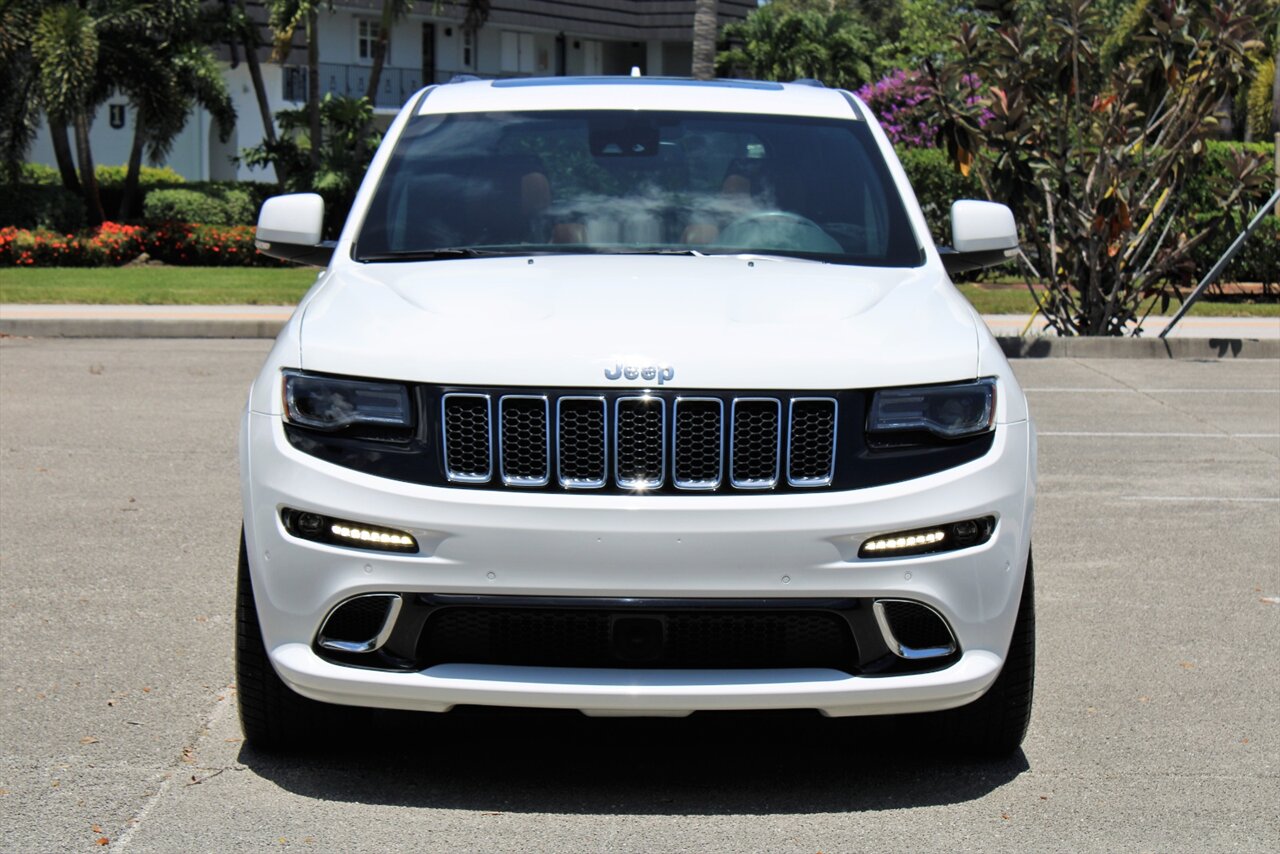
[867,378,996,440]
[283,371,412,432]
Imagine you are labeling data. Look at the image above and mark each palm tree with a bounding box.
[269,0,327,170]
[364,0,413,103]
[228,0,289,183]
[31,2,107,223]
[692,0,718,80]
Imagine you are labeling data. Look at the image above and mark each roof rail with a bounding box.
[790,78,826,88]
[447,74,483,84]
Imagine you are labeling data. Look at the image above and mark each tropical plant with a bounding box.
[104,0,235,220]
[268,0,328,169]
[718,4,875,90]
[924,0,1272,336]
[5,0,233,224]
[241,94,381,236]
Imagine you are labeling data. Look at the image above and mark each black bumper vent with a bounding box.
[418,607,858,672]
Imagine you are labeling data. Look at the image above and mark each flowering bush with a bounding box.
[856,70,991,148]
[146,223,280,267]
[1,222,282,267]
[0,222,147,267]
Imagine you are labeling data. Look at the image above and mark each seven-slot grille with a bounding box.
[441,391,837,492]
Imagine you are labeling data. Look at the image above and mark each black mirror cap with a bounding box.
[938,246,1017,276]
[255,239,336,267]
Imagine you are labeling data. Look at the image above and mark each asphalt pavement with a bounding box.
[2,304,1278,343]
[0,339,1277,852]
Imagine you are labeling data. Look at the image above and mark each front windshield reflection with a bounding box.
[356,110,923,267]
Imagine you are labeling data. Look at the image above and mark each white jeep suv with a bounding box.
[237,76,1036,756]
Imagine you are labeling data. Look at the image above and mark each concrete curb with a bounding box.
[996,335,1280,360]
[0,317,287,339]
[2,316,1278,358]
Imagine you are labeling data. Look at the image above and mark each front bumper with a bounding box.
[242,410,1034,716]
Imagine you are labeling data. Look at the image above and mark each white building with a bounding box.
[25,0,753,183]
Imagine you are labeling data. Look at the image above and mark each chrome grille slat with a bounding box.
[442,390,837,493]
[441,393,493,483]
[615,396,666,489]
[787,397,838,487]
[557,396,607,488]
[673,397,723,490]
[730,398,782,489]
[499,395,550,487]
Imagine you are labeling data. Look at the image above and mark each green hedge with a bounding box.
[1190,213,1279,287]
[142,186,256,226]
[0,184,86,232]
[19,162,185,188]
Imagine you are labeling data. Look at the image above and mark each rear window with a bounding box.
[355,110,923,267]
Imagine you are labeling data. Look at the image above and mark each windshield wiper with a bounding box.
[357,247,514,262]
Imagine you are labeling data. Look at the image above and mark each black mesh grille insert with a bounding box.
[731,399,781,486]
[443,395,491,481]
[558,398,606,486]
[673,399,723,487]
[322,596,392,643]
[788,399,837,484]
[881,601,954,650]
[419,607,857,671]
[500,397,549,484]
[615,397,665,487]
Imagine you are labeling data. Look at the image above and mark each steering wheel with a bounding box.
[714,210,842,253]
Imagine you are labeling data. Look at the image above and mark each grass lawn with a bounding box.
[0,267,318,305]
[1,267,1276,317]
[957,284,1280,318]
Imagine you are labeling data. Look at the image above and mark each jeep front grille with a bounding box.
[441,390,837,493]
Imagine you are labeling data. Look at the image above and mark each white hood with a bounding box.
[298,255,979,390]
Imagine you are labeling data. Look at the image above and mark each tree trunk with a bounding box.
[691,0,718,81]
[119,109,147,221]
[364,2,395,105]
[48,116,82,195]
[307,6,321,171]
[73,111,105,225]
[239,0,287,184]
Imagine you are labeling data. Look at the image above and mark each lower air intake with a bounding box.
[317,594,401,653]
[418,607,858,671]
[873,599,957,660]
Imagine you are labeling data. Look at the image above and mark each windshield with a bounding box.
[355,110,924,266]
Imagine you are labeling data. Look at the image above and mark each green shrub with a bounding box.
[142,185,257,226]
[19,163,61,184]
[94,164,186,188]
[1180,141,1274,213]
[142,188,226,224]
[1189,213,1279,287]
[896,146,982,243]
[0,184,86,232]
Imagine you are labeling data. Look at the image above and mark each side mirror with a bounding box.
[255,193,334,266]
[939,200,1018,275]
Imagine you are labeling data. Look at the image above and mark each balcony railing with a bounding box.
[283,63,432,110]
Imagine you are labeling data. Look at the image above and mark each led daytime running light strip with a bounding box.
[862,530,946,553]
[330,524,415,547]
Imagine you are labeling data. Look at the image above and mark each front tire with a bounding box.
[235,530,358,751]
[928,550,1036,758]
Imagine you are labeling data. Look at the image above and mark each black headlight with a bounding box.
[283,371,413,432]
[867,378,996,440]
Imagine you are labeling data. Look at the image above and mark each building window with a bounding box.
[357,19,383,64]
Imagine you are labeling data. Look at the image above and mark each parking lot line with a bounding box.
[1039,431,1280,438]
